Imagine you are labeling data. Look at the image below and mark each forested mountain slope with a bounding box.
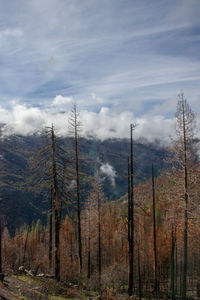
[0,135,167,233]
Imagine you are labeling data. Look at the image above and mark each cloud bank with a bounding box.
[0,96,178,144]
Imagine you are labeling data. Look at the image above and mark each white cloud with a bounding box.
[100,163,117,187]
[51,95,72,106]
[2,105,45,136]
[0,101,179,144]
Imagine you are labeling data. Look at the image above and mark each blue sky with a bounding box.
[0,0,199,140]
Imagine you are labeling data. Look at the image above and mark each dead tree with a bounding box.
[171,224,176,300]
[128,123,135,296]
[97,191,102,295]
[128,157,130,248]
[152,164,159,291]
[30,124,71,280]
[69,104,82,272]
[87,200,91,279]
[138,244,142,300]
[87,180,105,296]
[51,124,60,280]
[22,228,29,267]
[0,218,2,273]
[174,93,196,300]
[49,187,53,270]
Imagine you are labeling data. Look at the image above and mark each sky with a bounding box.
[0,0,199,141]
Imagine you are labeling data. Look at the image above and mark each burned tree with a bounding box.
[68,104,83,272]
[172,93,196,300]
[152,164,159,292]
[30,124,71,280]
[128,123,135,296]
[87,180,105,296]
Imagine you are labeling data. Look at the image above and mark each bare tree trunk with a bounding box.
[70,233,73,265]
[72,104,82,272]
[49,187,53,270]
[171,225,175,300]
[51,124,60,281]
[0,219,2,273]
[87,235,91,279]
[128,157,130,247]
[182,102,188,300]
[152,164,159,292]
[98,192,102,297]
[175,228,178,295]
[128,124,134,296]
[180,261,182,296]
[138,244,142,300]
[87,206,91,279]
[22,230,29,266]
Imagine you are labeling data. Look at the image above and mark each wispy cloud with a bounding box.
[0,0,199,137]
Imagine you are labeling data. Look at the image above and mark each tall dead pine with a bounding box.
[0,218,2,273]
[174,93,195,300]
[51,124,60,281]
[152,164,159,292]
[69,104,82,272]
[49,187,53,270]
[30,124,70,280]
[128,124,135,296]
[98,192,102,295]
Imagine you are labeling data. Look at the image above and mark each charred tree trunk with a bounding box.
[182,101,188,300]
[171,224,175,300]
[152,164,159,292]
[51,124,60,281]
[22,230,29,266]
[128,124,134,296]
[138,244,142,300]
[128,157,130,246]
[98,192,102,296]
[87,235,91,279]
[175,228,178,295]
[87,205,91,279]
[49,187,53,270]
[71,104,83,273]
[0,219,2,273]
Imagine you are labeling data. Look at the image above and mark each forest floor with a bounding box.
[0,274,195,300]
[0,274,100,300]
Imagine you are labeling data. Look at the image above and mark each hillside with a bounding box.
[0,135,167,233]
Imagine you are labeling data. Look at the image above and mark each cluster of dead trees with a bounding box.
[127,92,198,299]
[0,94,199,299]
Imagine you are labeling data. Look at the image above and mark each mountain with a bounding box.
[0,135,168,234]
